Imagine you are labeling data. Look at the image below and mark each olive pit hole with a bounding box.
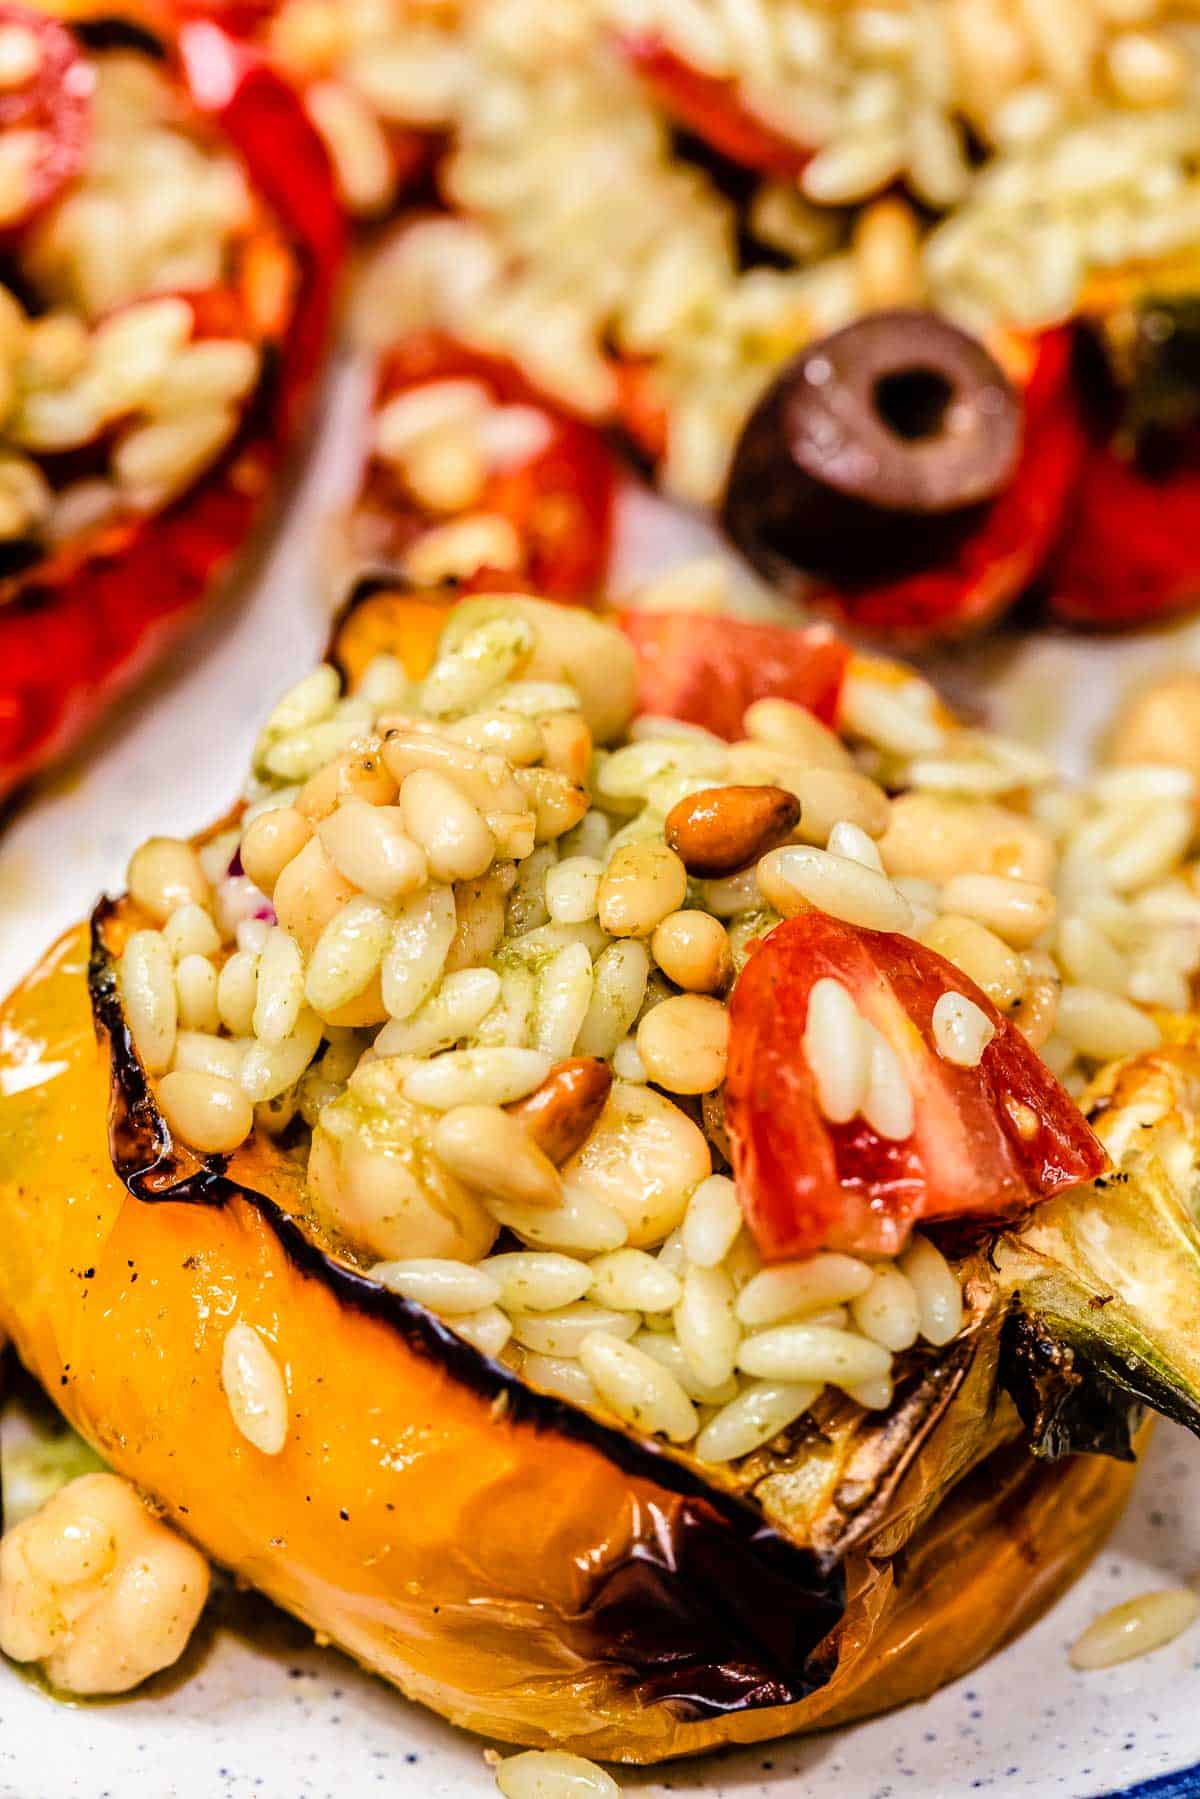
[873,367,955,443]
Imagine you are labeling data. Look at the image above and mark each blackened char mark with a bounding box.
[324,571,460,676]
[327,568,421,663]
[71,16,167,58]
[89,902,227,1204]
[88,902,845,1716]
[577,1496,843,1717]
[1001,1306,1143,1462]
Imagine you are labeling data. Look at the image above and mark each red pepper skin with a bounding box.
[1046,431,1200,628]
[619,32,811,177]
[811,329,1087,647]
[618,609,849,736]
[0,21,345,806]
[178,21,343,423]
[350,331,616,604]
[171,0,433,207]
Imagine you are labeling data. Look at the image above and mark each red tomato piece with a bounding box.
[725,914,1108,1263]
[618,610,848,737]
[0,4,92,234]
[1046,431,1200,628]
[814,328,1087,645]
[368,332,615,602]
[620,32,811,177]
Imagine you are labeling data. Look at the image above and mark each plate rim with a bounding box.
[1102,1764,1200,1798]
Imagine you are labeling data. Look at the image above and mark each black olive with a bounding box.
[720,309,1023,588]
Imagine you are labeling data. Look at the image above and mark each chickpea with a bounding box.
[239,805,312,896]
[651,910,732,994]
[560,1081,711,1248]
[272,835,356,955]
[126,837,210,924]
[597,841,688,938]
[0,1473,209,1695]
[636,993,729,1094]
[309,1079,499,1262]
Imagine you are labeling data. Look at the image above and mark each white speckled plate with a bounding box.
[3,359,1200,1799]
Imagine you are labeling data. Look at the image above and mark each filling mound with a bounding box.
[115,586,1200,1465]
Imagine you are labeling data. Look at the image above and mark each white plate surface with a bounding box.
[2,358,1200,1799]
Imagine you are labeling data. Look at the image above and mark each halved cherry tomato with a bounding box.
[0,19,344,804]
[0,4,92,234]
[814,328,1087,645]
[618,610,848,737]
[619,33,811,178]
[357,331,616,603]
[1047,434,1200,628]
[725,914,1107,1264]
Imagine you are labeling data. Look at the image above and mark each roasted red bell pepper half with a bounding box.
[347,331,616,604]
[619,32,812,177]
[1048,439,1200,627]
[1048,297,1200,628]
[618,609,848,737]
[725,914,1108,1264]
[0,17,345,806]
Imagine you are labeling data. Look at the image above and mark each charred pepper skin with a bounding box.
[0,14,345,808]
